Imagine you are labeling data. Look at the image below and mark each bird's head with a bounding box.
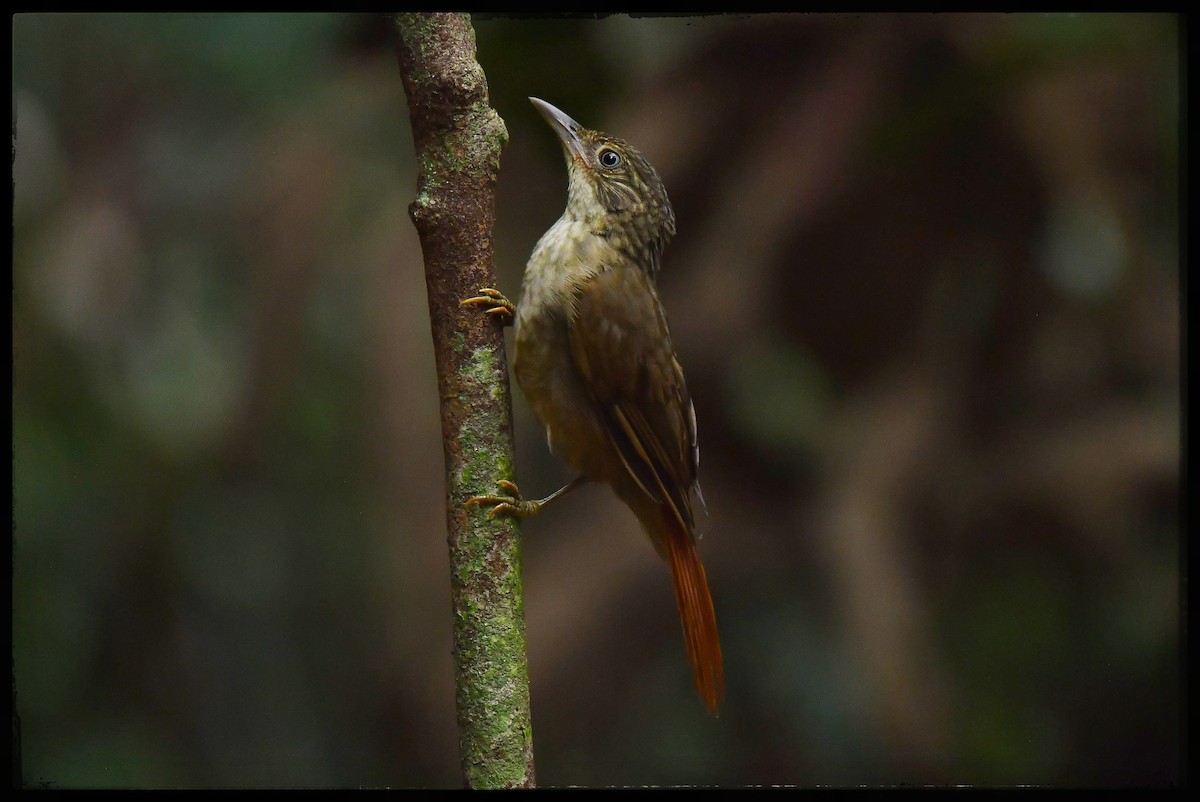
[530,97,676,272]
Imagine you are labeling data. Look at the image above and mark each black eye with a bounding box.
[598,148,622,168]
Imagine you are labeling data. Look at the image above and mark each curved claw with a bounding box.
[494,479,521,498]
[461,287,516,323]
[466,479,540,520]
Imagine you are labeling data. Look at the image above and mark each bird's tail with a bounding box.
[661,515,724,715]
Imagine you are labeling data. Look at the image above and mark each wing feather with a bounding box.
[567,264,698,532]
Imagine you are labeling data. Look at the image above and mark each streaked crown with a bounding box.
[531,98,676,274]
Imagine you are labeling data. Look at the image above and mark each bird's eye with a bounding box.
[598,148,622,168]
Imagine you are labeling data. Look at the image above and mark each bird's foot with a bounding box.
[460,287,515,324]
[466,480,544,519]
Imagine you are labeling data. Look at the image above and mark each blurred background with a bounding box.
[12,12,1181,788]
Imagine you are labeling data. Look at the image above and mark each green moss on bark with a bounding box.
[394,12,534,789]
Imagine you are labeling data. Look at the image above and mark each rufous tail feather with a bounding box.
[662,517,724,715]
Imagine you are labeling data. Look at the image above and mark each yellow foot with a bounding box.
[466,480,544,519]
[461,287,515,324]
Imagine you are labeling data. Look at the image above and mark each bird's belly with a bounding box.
[513,312,615,483]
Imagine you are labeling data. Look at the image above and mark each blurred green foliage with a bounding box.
[12,12,1180,788]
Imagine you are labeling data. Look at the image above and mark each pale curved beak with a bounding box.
[529,97,587,162]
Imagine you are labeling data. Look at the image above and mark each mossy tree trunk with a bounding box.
[393,12,535,790]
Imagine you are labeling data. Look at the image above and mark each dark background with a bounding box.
[12,12,1181,788]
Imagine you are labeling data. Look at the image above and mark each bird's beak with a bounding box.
[529,97,588,162]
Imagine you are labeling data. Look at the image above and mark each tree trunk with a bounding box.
[393,12,535,790]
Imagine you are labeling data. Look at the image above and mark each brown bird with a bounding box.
[463,97,723,715]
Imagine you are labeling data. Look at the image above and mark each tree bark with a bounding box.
[393,12,535,790]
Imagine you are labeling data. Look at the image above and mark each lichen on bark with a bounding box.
[393,12,535,790]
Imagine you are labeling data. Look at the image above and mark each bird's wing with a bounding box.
[567,262,699,532]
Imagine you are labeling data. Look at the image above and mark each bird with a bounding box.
[462,97,723,715]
